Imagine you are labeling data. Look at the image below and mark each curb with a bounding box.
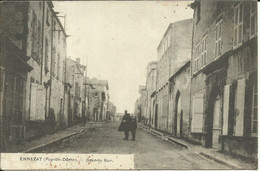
[22,129,88,153]
[199,152,241,169]
[167,137,191,150]
[138,123,242,169]
[139,124,190,150]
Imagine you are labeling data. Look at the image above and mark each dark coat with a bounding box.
[118,114,131,131]
[130,117,137,131]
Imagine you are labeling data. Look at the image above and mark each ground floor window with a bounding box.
[5,72,25,124]
[251,83,257,136]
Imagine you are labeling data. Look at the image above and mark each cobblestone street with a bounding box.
[39,121,230,169]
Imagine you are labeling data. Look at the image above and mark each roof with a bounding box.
[169,61,190,81]
[157,18,193,50]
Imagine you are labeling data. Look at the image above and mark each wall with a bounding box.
[190,1,258,159]
[169,63,190,138]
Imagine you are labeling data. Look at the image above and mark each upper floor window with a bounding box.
[44,38,49,73]
[51,48,56,76]
[233,3,243,48]
[57,53,61,80]
[46,9,50,26]
[201,35,207,67]
[194,34,207,73]
[251,83,258,136]
[194,44,200,72]
[250,2,257,38]
[215,19,223,58]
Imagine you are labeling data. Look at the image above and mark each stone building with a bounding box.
[189,0,257,158]
[145,62,157,126]
[108,102,117,121]
[0,1,68,151]
[168,61,190,138]
[138,85,147,123]
[156,19,192,132]
[0,5,33,150]
[65,57,86,125]
[134,98,141,122]
[86,78,109,121]
[49,6,68,130]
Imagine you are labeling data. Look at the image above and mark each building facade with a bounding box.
[87,78,109,121]
[168,61,191,138]
[145,62,157,127]
[138,85,147,123]
[65,57,86,125]
[190,0,257,158]
[0,1,69,151]
[156,19,192,132]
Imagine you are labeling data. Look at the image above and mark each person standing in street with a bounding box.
[130,115,137,141]
[118,110,131,140]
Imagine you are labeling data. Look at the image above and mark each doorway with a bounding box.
[155,104,158,129]
[212,96,221,149]
[176,94,182,137]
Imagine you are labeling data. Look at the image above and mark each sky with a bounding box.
[53,1,193,113]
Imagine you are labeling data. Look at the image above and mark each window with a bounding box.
[250,2,257,38]
[44,38,49,73]
[194,44,199,72]
[215,19,223,58]
[5,74,25,123]
[46,9,50,26]
[201,36,207,67]
[51,48,56,76]
[194,35,207,73]
[57,53,60,80]
[233,3,243,48]
[75,82,80,97]
[251,84,258,136]
[31,11,38,61]
[37,21,42,62]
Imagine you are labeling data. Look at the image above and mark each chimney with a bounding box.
[76,58,80,64]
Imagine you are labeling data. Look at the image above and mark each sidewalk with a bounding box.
[11,122,101,153]
[138,123,257,170]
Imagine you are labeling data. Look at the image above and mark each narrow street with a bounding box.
[39,121,230,169]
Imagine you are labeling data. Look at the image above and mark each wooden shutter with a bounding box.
[36,86,45,121]
[235,78,246,136]
[223,85,230,135]
[30,83,37,120]
[191,93,204,133]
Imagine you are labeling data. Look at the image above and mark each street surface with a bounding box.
[40,121,230,169]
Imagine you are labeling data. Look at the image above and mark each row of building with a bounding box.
[135,0,257,159]
[0,1,116,152]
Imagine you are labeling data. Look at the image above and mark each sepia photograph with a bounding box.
[0,0,258,170]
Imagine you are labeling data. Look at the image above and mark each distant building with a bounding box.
[65,57,86,125]
[156,19,192,132]
[190,0,257,158]
[138,85,147,123]
[108,102,117,121]
[86,78,109,121]
[145,61,157,126]
[168,61,190,138]
[134,98,141,122]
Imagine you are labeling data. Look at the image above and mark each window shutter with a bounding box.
[235,78,246,136]
[36,86,45,121]
[30,83,38,121]
[223,84,230,135]
[191,94,204,133]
